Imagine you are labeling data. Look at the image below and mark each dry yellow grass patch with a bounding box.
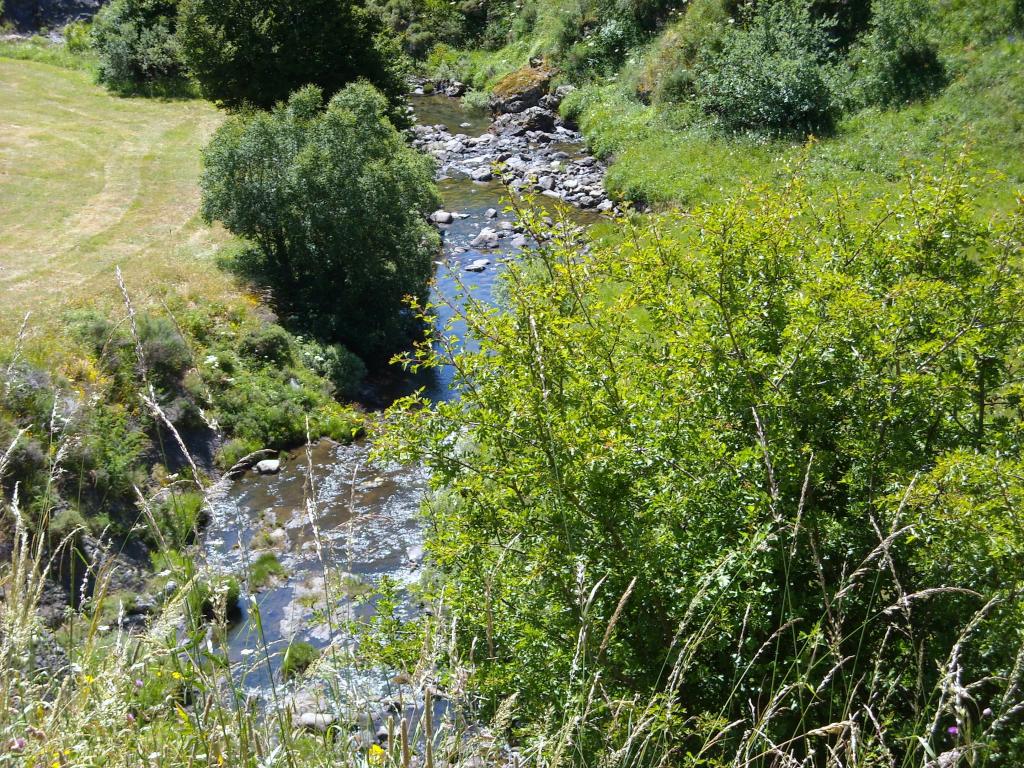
[0,58,239,343]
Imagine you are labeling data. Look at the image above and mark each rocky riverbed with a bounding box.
[410,84,616,214]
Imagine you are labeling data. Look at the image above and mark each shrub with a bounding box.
[91,0,186,91]
[209,369,315,449]
[0,423,47,496]
[149,490,207,550]
[850,0,946,108]
[69,310,191,396]
[177,0,409,116]
[250,552,287,590]
[63,20,92,54]
[300,340,367,399]
[637,0,731,104]
[201,84,440,360]
[215,437,263,470]
[461,88,490,114]
[380,164,1024,757]
[280,640,319,679]
[69,404,149,503]
[137,316,192,391]
[697,0,838,136]
[239,325,294,367]
[369,0,468,57]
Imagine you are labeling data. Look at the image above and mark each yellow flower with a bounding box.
[368,744,386,765]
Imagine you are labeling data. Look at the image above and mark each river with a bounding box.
[202,93,600,718]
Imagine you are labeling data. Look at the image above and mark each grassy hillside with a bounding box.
[564,38,1024,210]
[0,57,233,338]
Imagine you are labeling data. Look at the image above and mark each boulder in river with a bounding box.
[471,228,499,249]
[490,66,553,115]
[465,258,491,273]
[255,459,281,475]
[430,209,454,224]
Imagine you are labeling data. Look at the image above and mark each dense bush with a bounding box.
[850,0,946,107]
[201,83,440,361]
[697,0,838,135]
[381,166,1024,759]
[177,0,408,115]
[90,0,186,91]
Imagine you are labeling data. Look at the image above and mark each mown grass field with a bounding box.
[0,57,234,341]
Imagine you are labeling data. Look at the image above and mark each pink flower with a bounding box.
[948,726,959,735]
[983,707,993,717]
[7,737,26,752]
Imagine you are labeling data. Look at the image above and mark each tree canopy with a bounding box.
[177,0,408,115]
[200,83,440,361]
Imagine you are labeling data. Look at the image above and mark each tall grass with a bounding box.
[4,457,1021,766]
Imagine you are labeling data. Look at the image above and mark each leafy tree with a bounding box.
[177,0,409,115]
[380,165,1024,759]
[200,83,440,360]
[90,0,186,91]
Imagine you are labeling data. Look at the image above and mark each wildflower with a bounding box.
[948,726,959,735]
[126,712,136,726]
[134,679,144,689]
[368,744,386,765]
[983,707,993,717]
[7,738,26,752]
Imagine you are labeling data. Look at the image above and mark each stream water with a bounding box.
[202,94,596,709]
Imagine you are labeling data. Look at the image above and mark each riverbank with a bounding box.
[422,5,1024,215]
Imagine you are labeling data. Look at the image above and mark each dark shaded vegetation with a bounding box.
[177,0,409,119]
[90,0,190,94]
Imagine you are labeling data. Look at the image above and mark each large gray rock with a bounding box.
[489,67,553,115]
[470,228,499,249]
[255,459,281,475]
[492,107,556,135]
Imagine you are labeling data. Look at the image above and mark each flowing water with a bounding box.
[203,94,594,703]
